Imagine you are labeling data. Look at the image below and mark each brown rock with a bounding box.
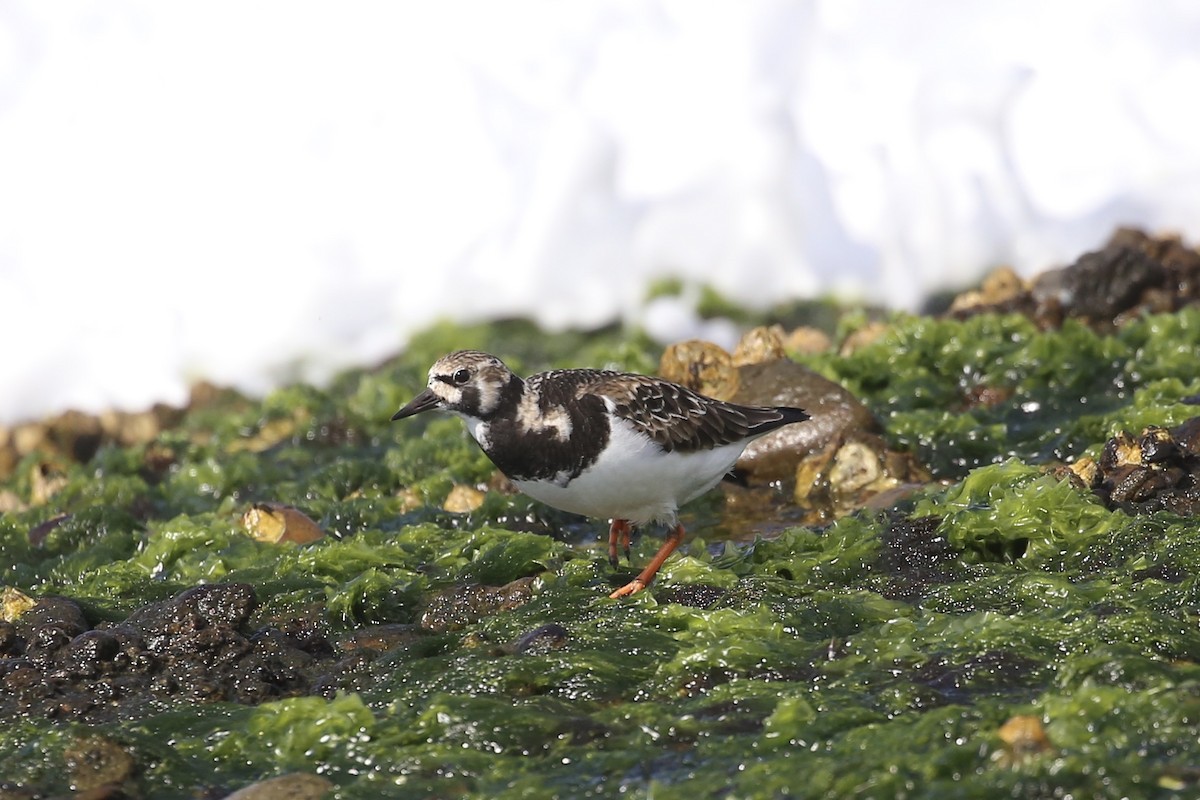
[731,325,787,366]
[658,340,739,400]
[242,503,326,544]
[443,484,486,513]
[733,359,882,483]
[784,326,832,355]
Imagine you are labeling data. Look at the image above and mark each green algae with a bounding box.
[2,310,1200,798]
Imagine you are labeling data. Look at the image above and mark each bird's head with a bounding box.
[391,350,517,422]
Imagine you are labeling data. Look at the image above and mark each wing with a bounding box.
[586,373,809,453]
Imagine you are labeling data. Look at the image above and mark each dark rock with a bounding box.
[510,623,570,654]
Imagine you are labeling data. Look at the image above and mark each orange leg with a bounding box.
[609,523,685,598]
[607,519,633,569]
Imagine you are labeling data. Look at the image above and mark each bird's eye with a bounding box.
[452,368,471,385]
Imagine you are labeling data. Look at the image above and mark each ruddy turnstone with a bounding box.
[392,350,809,598]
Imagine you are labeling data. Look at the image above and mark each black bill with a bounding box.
[391,388,442,420]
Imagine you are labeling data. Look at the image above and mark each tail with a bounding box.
[744,405,810,436]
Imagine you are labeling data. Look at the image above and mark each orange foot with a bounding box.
[607,519,633,569]
[608,523,685,599]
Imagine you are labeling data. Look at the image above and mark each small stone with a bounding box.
[443,485,486,513]
[658,340,739,400]
[396,487,424,512]
[828,441,884,493]
[30,460,69,506]
[784,326,832,355]
[1068,456,1099,487]
[242,503,326,544]
[995,715,1052,763]
[838,321,890,356]
[731,325,787,366]
[1,587,36,623]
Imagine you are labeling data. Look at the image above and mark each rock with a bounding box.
[948,266,1028,314]
[731,325,787,366]
[443,484,486,513]
[659,340,740,400]
[953,228,1200,329]
[793,430,930,523]
[994,715,1053,766]
[242,503,326,544]
[733,359,882,483]
[1,587,36,623]
[337,624,428,654]
[508,622,570,654]
[784,326,832,355]
[1072,417,1200,515]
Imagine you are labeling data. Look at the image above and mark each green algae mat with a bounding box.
[3,309,1200,798]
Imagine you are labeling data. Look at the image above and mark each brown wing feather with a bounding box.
[586,373,808,453]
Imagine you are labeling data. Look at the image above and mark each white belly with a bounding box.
[512,418,746,525]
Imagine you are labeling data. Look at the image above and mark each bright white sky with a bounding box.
[2,0,1199,422]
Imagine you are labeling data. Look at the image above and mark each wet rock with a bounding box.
[124,584,258,651]
[1072,417,1200,515]
[838,321,891,355]
[794,431,931,524]
[0,583,341,722]
[0,781,38,800]
[508,622,570,654]
[784,326,833,355]
[419,578,536,632]
[30,459,69,506]
[242,503,326,544]
[734,359,883,483]
[221,773,333,800]
[0,403,182,483]
[64,735,135,792]
[948,266,1028,315]
[17,596,89,642]
[0,620,16,655]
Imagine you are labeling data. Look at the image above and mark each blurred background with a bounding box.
[2,0,1199,424]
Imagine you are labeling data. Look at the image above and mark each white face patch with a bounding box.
[425,352,513,418]
[516,391,572,441]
